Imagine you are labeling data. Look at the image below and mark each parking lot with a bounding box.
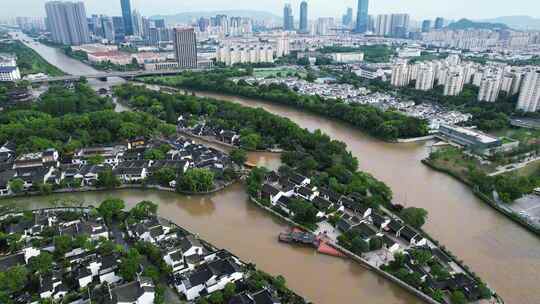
[510,194,540,223]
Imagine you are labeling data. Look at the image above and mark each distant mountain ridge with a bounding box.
[479,16,540,30]
[447,18,510,30]
[150,10,281,25]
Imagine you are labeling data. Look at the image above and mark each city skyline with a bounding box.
[2,0,540,21]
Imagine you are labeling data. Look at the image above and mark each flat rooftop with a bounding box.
[441,124,499,144]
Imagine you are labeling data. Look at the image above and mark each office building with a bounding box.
[355,0,369,33]
[101,16,115,42]
[299,1,308,33]
[120,0,134,36]
[283,4,294,31]
[517,69,540,112]
[342,8,353,28]
[154,19,166,29]
[132,10,144,37]
[421,20,432,33]
[173,28,197,69]
[112,16,126,42]
[45,1,90,45]
[434,17,445,29]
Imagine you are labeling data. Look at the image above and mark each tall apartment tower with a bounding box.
[299,1,308,33]
[173,28,197,69]
[415,63,435,91]
[283,4,294,31]
[355,0,369,33]
[478,77,501,102]
[434,17,445,29]
[120,0,134,36]
[517,69,540,112]
[45,1,89,45]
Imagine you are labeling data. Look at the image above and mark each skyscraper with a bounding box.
[434,17,445,29]
[299,1,308,33]
[120,0,134,36]
[342,7,353,28]
[421,20,432,33]
[45,1,90,46]
[355,0,369,33]
[101,16,115,42]
[283,4,294,31]
[173,28,197,69]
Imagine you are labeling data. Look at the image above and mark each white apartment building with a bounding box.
[517,69,540,112]
[478,76,501,102]
[443,72,464,96]
[415,63,435,91]
[0,54,21,82]
[216,45,274,66]
[391,63,409,87]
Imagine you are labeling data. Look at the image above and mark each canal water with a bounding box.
[10,32,540,303]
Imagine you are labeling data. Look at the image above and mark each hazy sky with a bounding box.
[2,0,539,20]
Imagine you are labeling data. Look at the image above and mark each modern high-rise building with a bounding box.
[444,72,464,96]
[342,7,353,28]
[375,14,392,36]
[283,4,294,31]
[112,16,126,42]
[132,10,144,37]
[101,16,115,42]
[421,20,432,33]
[299,1,308,33]
[434,17,445,29]
[45,1,90,45]
[355,0,369,33]
[173,28,197,69]
[517,69,540,112]
[478,77,501,102]
[390,14,410,38]
[415,63,435,91]
[120,0,134,36]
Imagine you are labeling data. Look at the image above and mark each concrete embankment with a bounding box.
[249,197,442,304]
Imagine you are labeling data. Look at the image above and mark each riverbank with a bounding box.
[1,37,64,76]
[249,196,496,304]
[422,159,540,237]
[0,179,240,201]
[12,36,540,303]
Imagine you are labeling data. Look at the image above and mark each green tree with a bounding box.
[223,282,236,299]
[53,235,73,256]
[230,148,247,166]
[129,201,158,220]
[153,167,176,186]
[450,291,467,304]
[8,178,24,194]
[97,169,121,189]
[87,154,105,165]
[0,265,28,295]
[400,207,428,229]
[28,252,54,275]
[144,148,166,160]
[119,248,142,281]
[177,168,215,192]
[208,291,224,304]
[369,237,383,251]
[98,198,125,222]
[240,133,261,150]
[351,236,369,254]
[37,183,53,195]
